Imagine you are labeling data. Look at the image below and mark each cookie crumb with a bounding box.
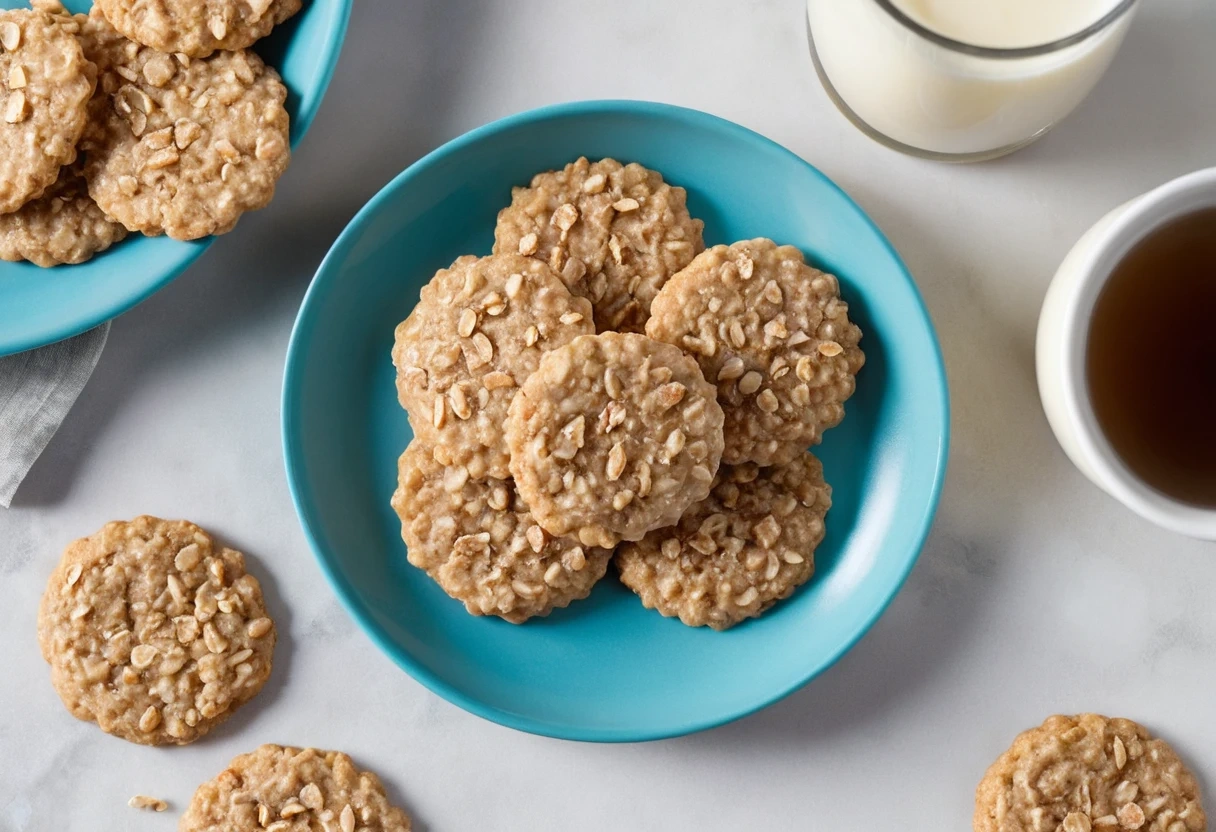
[128,795,168,812]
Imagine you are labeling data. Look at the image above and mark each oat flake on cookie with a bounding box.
[493,156,705,333]
[506,331,725,549]
[0,163,127,267]
[974,713,1206,832]
[95,0,302,58]
[37,516,276,746]
[647,237,865,467]
[81,8,291,240]
[180,744,412,832]
[392,253,595,481]
[0,8,96,215]
[391,441,612,623]
[616,452,831,630]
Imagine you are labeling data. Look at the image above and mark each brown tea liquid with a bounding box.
[1086,206,1216,507]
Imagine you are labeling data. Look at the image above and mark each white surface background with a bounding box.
[3,0,1216,828]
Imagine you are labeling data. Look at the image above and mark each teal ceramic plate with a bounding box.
[283,101,949,741]
[0,0,351,356]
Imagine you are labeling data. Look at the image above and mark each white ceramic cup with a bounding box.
[1037,167,1216,540]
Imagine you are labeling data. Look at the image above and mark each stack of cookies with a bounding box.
[391,157,865,630]
[0,0,296,267]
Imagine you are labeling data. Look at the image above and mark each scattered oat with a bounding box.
[128,795,168,812]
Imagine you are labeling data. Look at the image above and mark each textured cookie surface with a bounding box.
[0,163,126,266]
[391,441,612,623]
[617,453,830,630]
[392,253,594,480]
[647,238,864,466]
[506,332,724,549]
[37,516,276,745]
[82,9,290,240]
[974,714,1206,832]
[96,0,302,58]
[180,744,412,832]
[493,156,704,333]
[0,8,95,214]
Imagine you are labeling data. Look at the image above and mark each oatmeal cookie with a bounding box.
[0,163,127,266]
[37,516,276,746]
[493,156,704,333]
[506,332,724,549]
[975,714,1206,832]
[616,453,831,630]
[82,9,291,240]
[0,8,95,215]
[96,0,302,59]
[392,253,595,481]
[181,744,412,832]
[647,238,865,466]
[391,441,612,623]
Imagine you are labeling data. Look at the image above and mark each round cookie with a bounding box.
[37,516,276,746]
[493,156,705,333]
[616,453,831,630]
[646,238,865,467]
[0,8,95,215]
[391,441,612,623]
[393,253,595,481]
[95,0,302,59]
[0,164,127,267]
[180,744,412,832]
[82,9,291,240]
[975,714,1206,832]
[506,332,725,549]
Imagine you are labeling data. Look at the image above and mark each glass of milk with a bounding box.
[806,0,1139,161]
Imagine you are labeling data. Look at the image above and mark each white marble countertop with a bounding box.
[4,1,1216,828]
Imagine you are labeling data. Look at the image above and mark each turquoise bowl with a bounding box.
[283,101,950,742]
[0,0,351,356]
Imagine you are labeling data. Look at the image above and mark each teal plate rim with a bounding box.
[282,99,951,742]
[0,0,353,357]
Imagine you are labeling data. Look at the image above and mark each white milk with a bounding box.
[892,0,1121,49]
[806,0,1137,159]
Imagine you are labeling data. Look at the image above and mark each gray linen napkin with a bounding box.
[0,323,108,507]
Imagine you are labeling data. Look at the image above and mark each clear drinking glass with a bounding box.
[806,0,1139,162]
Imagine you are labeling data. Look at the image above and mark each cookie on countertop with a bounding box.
[391,441,612,623]
[646,238,864,467]
[975,713,1206,832]
[616,452,831,630]
[37,516,276,746]
[0,8,96,215]
[81,8,291,240]
[493,156,705,333]
[0,163,127,267]
[506,332,725,549]
[392,253,595,481]
[180,744,412,832]
[95,0,302,58]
